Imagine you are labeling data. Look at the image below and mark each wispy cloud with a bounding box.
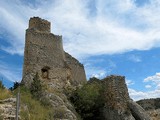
[0,61,22,82]
[128,54,142,62]
[84,63,107,79]
[126,79,135,86]
[145,85,152,89]
[0,0,160,58]
[144,72,160,83]
[129,88,160,101]
[129,72,160,100]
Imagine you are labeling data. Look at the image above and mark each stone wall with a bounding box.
[65,52,86,86]
[102,75,151,120]
[0,98,17,120]
[22,20,65,87]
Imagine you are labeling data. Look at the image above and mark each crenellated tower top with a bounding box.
[29,17,51,33]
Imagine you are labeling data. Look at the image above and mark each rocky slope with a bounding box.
[137,98,160,120]
[0,98,17,120]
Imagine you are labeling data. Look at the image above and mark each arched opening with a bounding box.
[41,66,50,79]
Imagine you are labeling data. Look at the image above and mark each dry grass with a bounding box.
[0,89,12,100]
[147,109,160,120]
[19,87,54,120]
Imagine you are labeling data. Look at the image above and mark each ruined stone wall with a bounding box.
[29,17,51,33]
[65,52,86,86]
[103,75,134,120]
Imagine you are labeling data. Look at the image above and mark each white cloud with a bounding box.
[144,72,160,91]
[83,59,116,79]
[126,79,135,86]
[0,0,160,58]
[144,72,160,83]
[91,71,106,79]
[0,61,22,82]
[84,63,107,79]
[145,85,152,89]
[129,72,160,100]
[129,88,160,101]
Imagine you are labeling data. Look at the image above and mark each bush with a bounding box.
[70,77,105,120]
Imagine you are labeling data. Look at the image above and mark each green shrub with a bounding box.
[70,77,104,120]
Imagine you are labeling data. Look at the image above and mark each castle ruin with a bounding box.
[20,17,151,120]
[22,17,86,88]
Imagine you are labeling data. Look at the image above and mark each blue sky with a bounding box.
[1,0,160,100]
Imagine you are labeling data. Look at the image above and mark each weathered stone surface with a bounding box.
[44,93,77,120]
[137,98,160,120]
[0,98,17,120]
[65,52,86,86]
[128,100,151,120]
[137,98,160,110]
[103,75,135,120]
[147,109,160,120]
[22,17,86,88]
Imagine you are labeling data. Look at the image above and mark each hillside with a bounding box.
[137,98,160,120]
[0,76,154,120]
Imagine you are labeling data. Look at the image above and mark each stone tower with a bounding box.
[22,17,86,88]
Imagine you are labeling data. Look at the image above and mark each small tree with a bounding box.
[30,73,43,99]
[9,81,20,91]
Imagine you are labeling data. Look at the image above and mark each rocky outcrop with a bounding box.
[137,98,160,120]
[147,109,160,120]
[137,98,160,110]
[129,100,151,120]
[45,92,77,120]
[0,98,17,120]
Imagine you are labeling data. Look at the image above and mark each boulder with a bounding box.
[129,100,151,120]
